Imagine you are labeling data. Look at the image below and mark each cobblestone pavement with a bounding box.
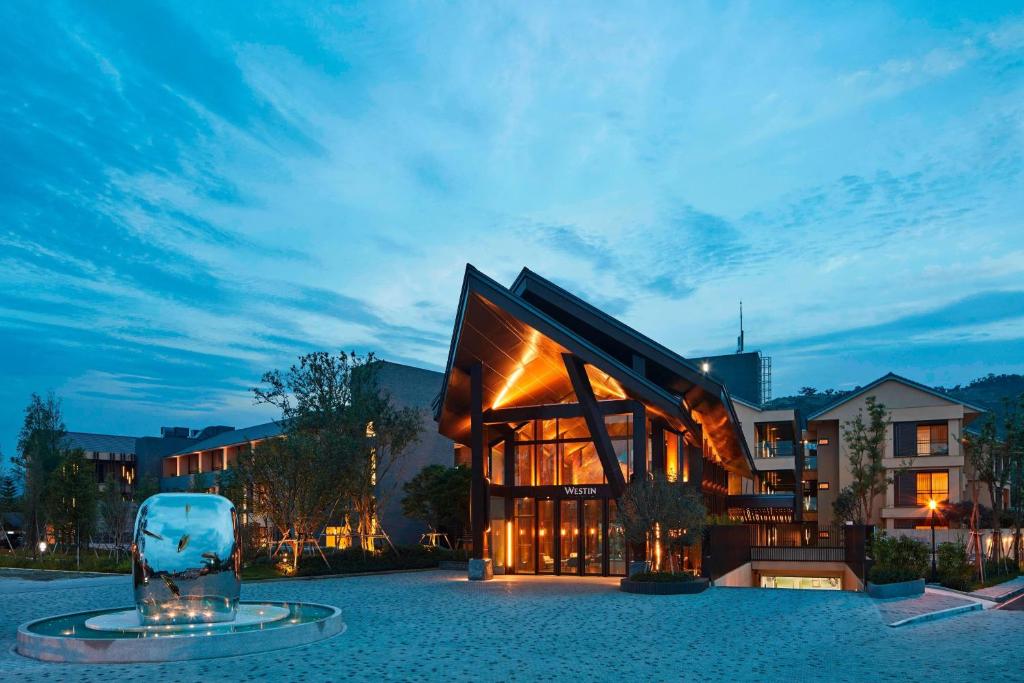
[3,570,1023,683]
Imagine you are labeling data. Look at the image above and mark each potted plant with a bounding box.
[865,533,929,598]
[618,474,709,595]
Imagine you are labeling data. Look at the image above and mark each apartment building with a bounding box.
[805,373,985,531]
[158,361,457,546]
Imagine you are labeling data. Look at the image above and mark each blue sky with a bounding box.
[2,2,1023,455]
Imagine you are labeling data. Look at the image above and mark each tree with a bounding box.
[242,351,422,571]
[132,474,160,505]
[47,448,97,568]
[98,472,133,562]
[619,474,706,573]
[798,386,817,397]
[401,464,471,542]
[842,396,890,525]
[965,407,1021,569]
[832,486,859,524]
[15,392,67,557]
[0,456,16,551]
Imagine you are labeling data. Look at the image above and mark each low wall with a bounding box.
[715,562,753,588]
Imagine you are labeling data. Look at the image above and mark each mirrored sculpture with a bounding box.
[132,493,241,625]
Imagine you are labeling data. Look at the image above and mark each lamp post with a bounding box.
[928,499,938,583]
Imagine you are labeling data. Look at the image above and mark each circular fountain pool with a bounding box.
[17,601,345,663]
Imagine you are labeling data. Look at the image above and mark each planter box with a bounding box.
[467,558,493,581]
[867,578,925,599]
[619,577,710,595]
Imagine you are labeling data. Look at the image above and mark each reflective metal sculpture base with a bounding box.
[133,493,241,625]
[16,492,345,663]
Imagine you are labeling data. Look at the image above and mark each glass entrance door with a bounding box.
[583,499,604,575]
[559,500,579,574]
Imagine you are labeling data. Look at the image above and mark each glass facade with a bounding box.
[560,500,579,573]
[584,499,603,575]
[507,416,636,486]
[608,501,625,575]
[484,414,640,577]
[514,497,535,574]
[538,500,555,573]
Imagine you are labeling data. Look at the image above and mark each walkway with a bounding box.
[2,571,1022,682]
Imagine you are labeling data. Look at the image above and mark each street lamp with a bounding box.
[928,499,938,583]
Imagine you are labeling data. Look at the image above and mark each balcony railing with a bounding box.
[804,455,817,471]
[756,440,794,458]
[915,440,949,457]
[751,546,845,562]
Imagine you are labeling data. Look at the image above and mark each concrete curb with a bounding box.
[887,602,983,628]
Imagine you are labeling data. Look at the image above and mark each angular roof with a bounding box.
[806,372,987,421]
[510,267,754,469]
[435,265,753,476]
[171,421,284,455]
[63,432,137,454]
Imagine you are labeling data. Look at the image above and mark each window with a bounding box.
[818,482,829,490]
[915,471,948,505]
[489,441,505,485]
[895,470,949,507]
[895,422,949,457]
[916,423,949,456]
[755,421,795,458]
[510,417,613,486]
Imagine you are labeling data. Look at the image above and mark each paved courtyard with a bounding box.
[2,569,1022,682]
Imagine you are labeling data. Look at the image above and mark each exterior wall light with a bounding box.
[38,541,47,554]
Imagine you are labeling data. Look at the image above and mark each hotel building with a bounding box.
[434,266,759,577]
[434,265,1002,588]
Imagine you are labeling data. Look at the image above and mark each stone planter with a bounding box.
[628,560,651,577]
[468,558,493,581]
[619,577,710,595]
[866,578,925,598]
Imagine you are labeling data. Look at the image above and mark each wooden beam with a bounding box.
[469,362,487,559]
[562,354,627,497]
[483,399,637,424]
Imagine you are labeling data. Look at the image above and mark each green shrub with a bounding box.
[868,533,928,584]
[243,544,469,580]
[982,560,1020,585]
[868,565,923,585]
[630,571,696,583]
[0,551,131,574]
[937,541,973,591]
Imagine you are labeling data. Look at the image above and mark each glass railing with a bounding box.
[915,441,949,456]
[756,440,794,458]
[804,455,817,471]
[803,496,818,511]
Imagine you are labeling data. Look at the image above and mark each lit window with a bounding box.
[915,471,948,505]
[818,482,830,490]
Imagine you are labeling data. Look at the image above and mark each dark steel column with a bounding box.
[632,404,646,481]
[562,354,627,497]
[650,420,665,474]
[470,362,487,559]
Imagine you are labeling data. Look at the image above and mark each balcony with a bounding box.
[803,455,817,471]
[915,440,949,457]
[756,440,794,459]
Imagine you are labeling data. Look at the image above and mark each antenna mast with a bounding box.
[736,301,745,354]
